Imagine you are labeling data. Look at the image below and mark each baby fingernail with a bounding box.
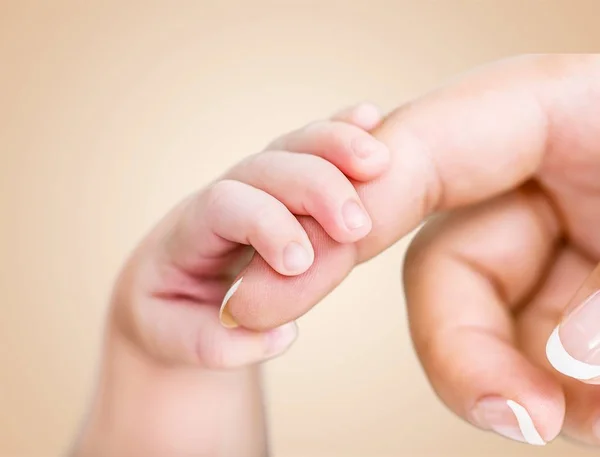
[352,136,385,159]
[342,200,369,231]
[470,397,545,446]
[265,321,298,357]
[219,277,243,328]
[283,241,312,273]
[546,290,600,381]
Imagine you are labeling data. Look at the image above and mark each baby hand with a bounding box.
[110,103,389,369]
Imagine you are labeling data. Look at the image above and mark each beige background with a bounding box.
[1,1,600,456]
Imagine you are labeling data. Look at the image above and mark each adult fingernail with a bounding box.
[351,136,386,159]
[219,277,243,328]
[342,200,369,231]
[546,290,600,381]
[264,321,298,358]
[283,241,313,273]
[470,397,545,446]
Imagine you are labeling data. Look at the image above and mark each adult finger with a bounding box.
[113,273,298,368]
[517,246,600,445]
[546,262,600,383]
[222,55,600,330]
[403,185,563,445]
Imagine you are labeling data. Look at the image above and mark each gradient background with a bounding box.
[2,1,600,456]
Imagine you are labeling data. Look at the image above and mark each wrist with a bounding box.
[72,324,268,457]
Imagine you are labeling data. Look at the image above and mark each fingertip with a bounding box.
[415,324,564,447]
[352,102,384,130]
[545,284,600,384]
[340,199,373,241]
[334,102,383,130]
[468,384,564,446]
[282,241,315,275]
[330,102,390,179]
[350,135,390,167]
[470,397,548,445]
[217,220,357,332]
[505,400,549,445]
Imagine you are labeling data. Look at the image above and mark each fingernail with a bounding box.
[351,136,385,159]
[219,277,242,328]
[283,241,312,273]
[470,397,545,445]
[264,321,298,357]
[342,200,369,231]
[546,290,600,381]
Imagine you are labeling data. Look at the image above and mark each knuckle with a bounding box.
[302,119,329,135]
[244,151,273,177]
[304,169,337,201]
[306,166,355,209]
[307,121,354,153]
[327,126,361,158]
[205,179,239,213]
[309,120,349,143]
[266,133,288,151]
[249,203,285,238]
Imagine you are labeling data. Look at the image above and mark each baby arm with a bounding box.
[70,103,389,457]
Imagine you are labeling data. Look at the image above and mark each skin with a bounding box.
[70,104,389,456]
[72,55,600,454]
[224,54,600,444]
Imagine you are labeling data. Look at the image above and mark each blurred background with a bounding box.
[2,1,600,456]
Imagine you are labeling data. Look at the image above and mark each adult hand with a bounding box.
[223,55,600,446]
